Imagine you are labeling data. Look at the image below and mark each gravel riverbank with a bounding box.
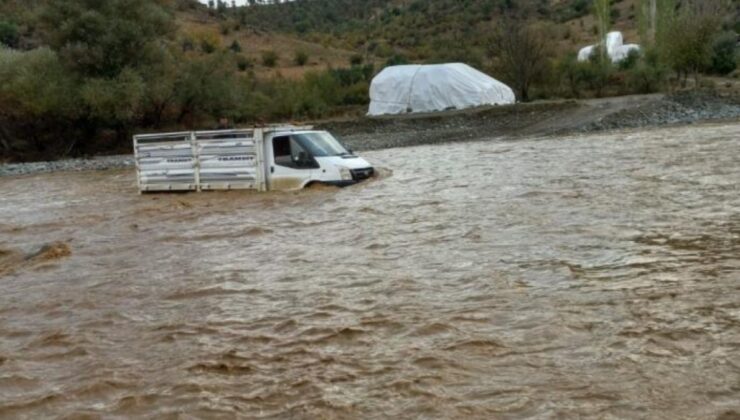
[2,92,738,178]
[0,155,135,178]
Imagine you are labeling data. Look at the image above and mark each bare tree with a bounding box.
[489,19,552,102]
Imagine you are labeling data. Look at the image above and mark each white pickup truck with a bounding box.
[133,126,374,193]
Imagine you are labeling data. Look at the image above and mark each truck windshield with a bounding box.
[294,132,351,157]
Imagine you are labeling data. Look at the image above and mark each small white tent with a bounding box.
[578,31,641,64]
[368,63,516,116]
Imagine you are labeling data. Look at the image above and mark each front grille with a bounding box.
[351,167,375,181]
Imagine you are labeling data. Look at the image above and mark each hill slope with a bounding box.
[174,0,646,75]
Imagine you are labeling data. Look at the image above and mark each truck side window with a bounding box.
[273,136,316,169]
[273,136,293,166]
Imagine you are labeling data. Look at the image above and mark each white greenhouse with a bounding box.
[578,31,641,63]
[368,63,516,116]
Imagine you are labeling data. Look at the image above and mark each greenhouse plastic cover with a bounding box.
[368,63,516,116]
[578,31,641,63]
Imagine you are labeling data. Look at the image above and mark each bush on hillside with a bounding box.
[385,54,409,67]
[262,50,278,67]
[236,55,251,71]
[294,50,309,66]
[0,21,19,48]
[350,54,363,66]
[201,40,217,54]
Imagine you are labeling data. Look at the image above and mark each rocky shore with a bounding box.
[2,92,738,178]
[583,92,740,131]
[0,155,135,178]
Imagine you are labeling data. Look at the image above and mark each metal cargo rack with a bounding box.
[133,126,311,193]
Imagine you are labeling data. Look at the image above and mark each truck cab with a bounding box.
[133,127,374,193]
[267,130,374,190]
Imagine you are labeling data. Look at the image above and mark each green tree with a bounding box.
[173,54,241,125]
[0,47,77,119]
[660,12,721,83]
[0,47,79,156]
[80,69,146,124]
[710,32,738,75]
[39,0,175,78]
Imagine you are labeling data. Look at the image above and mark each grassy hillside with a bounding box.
[157,0,651,79]
[173,2,361,79]
[232,0,645,62]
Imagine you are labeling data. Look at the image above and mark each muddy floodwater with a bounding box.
[1,123,739,419]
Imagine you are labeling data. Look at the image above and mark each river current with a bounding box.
[1,123,739,419]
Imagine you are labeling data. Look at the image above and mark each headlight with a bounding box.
[339,167,352,181]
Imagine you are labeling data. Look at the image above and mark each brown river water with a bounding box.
[1,123,739,419]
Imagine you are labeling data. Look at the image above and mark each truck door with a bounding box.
[266,135,319,190]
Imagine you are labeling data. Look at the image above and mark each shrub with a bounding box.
[556,53,582,97]
[0,47,80,157]
[340,81,370,105]
[294,50,309,66]
[236,55,251,71]
[385,54,409,67]
[181,37,195,52]
[659,13,720,81]
[610,7,620,20]
[331,64,374,86]
[710,32,738,75]
[349,54,363,66]
[201,39,217,54]
[0,21,19,48]
[0,47,77,118]
[626,52,667,93]
[229,40,242,53]
[262,50,278,67]
[618,49,641,71]
[577,50,613,97]
[81,69,145,123]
